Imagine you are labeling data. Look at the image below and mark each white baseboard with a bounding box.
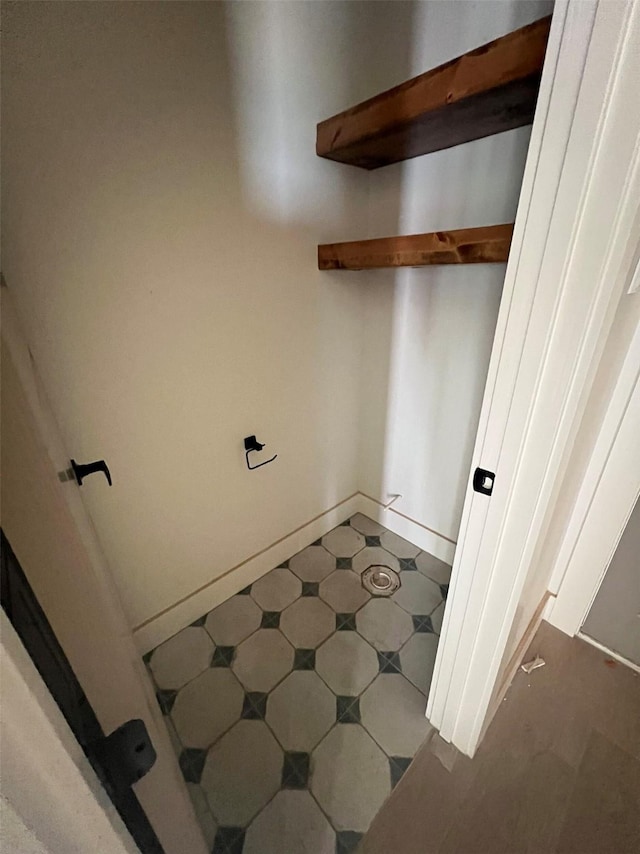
[577,632,640,674]
[357,494,457,565]
[134,493,361,653]
[134,492,457,653]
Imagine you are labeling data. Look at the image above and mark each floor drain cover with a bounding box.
[362,565,401,596]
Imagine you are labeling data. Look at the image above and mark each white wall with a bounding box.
[1,1,377,633]
[2,0,551,641]
[582,498,640,664]
[356,0,553,545]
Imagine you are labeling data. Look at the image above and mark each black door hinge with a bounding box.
[89,719,156,793]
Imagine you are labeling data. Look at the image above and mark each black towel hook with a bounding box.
[244,435,278,470]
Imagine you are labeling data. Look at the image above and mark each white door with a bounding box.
[429,0,640,755]
[1,295,208,854]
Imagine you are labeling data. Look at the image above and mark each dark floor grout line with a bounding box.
[390,589,445,620]
[173,700,428,849]
[155,516,441,850]
[146,517,446,653]
[156,626,377,738]
[240,781,284,839]
[307,773,349,837]
[161,653,431,783]
[151,612,437,727]
[304,713,430,842]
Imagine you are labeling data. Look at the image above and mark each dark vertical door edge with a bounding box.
[1,530,164,853]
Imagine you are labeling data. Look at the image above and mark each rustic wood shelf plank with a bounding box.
[316,16,551,170]
[318,224,513,270]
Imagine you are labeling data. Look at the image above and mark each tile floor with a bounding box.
[144,514,451,854]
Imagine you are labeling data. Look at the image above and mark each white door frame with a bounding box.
[429,0,640,756]
[1,292,208,854]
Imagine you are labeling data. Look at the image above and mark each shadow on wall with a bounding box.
[1,0,372,630]
[219,0,385,510]
[350,0,552,548]
[1,0,450,631]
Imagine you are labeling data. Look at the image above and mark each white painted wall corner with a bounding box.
[134,492,456,653]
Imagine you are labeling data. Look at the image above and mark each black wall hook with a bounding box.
[244,435,277,470]
[71,458,112,486]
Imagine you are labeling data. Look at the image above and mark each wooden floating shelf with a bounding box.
[318,224,513,270]
[317,16,551,170]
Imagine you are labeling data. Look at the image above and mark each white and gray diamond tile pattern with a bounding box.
[144,516,450,854]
